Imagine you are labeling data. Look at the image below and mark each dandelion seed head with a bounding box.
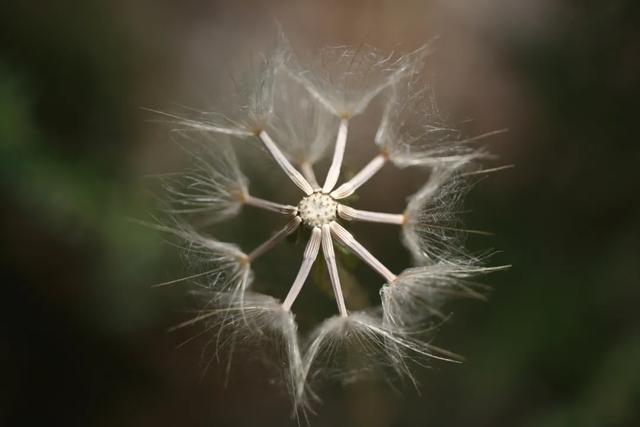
[151,35,506,415]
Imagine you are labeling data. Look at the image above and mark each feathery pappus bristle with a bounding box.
[270,68,339,171]
[159,133,249,225]
[289,44,424,118]
[381,264,507,328]
[176,291,312,413]
[303,311,462,388]
[402,166,483,265]
[375,70,485,169]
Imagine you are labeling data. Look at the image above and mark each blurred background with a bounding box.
[1,1,639,426]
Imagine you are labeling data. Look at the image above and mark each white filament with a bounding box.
[248,217,302,262]
[321,225,348,317]
[258,130,314,195]
[300,161,321,190]
[331,153,387,199]
[244,194,298,215]
[330,221,397,283]
[281,227,322,311]
[337,205,404,225]
[322,119,349,193]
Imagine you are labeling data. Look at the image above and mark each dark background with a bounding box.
[1,1,639,426]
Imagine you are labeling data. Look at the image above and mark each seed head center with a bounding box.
[297,192,337,227]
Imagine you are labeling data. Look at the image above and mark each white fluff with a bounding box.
[402,166,479,265]
[178,291,310,414]
[148,219,253,297]
[160,133,248,225]
[268,69,338,167]
[381,264,501,328]
[302,311,461,390]
[289,45,426,118]
[163,37,290,137]
[376,71,484,168]
[150,37,506,416]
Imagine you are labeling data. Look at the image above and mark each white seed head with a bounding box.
[297,192,337,227]
[153,37,505,416]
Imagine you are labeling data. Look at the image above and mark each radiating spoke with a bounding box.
[331,153,387,199]
[461,164,514,177]
[457,129,509,144]
[258,130,314,195]
[281,227,322,311]
[244,194,298,215]
[321,225,348,317]
[337,205,404,225]
[300,161,321,190]
[322,119,349,193]
[330,221,397,283]
[248,217,302,262]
